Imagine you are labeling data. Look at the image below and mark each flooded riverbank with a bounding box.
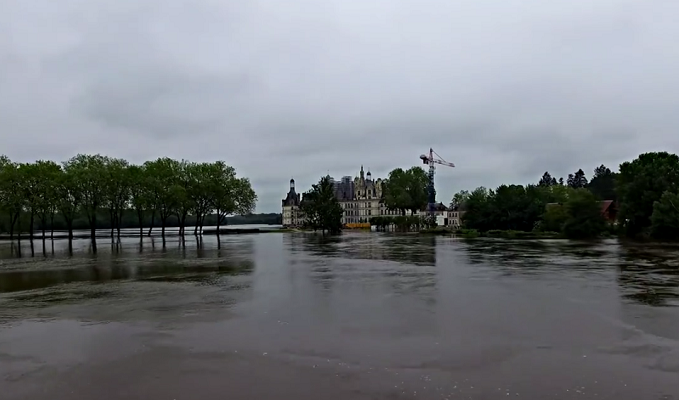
[1,233,678,399]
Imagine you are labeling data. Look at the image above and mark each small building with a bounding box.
[600,200,618,223]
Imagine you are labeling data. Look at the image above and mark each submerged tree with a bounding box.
[0,154,257,241]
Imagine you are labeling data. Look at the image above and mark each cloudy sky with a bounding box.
[2,0,678,212]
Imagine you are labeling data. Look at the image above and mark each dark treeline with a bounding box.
[456,152,679,240]
[0,154,258,247]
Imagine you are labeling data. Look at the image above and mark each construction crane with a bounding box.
[420,148,455,217]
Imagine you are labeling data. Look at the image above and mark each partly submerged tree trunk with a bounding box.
[137,210,144,237]
[216,211,222,236]
[148,211,155,236]
[29,212,35,240]
[109,209,115,237]
[9,212,18,241]
[49,213,55,239]
[116,210,123,238]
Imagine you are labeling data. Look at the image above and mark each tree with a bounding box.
[18,163,40,240]
[541,203,569,233]
[450,190,470,210]
[567,169,588,189]
[64,154,108,246]
[189,162,213,235]
[0,157,23,240]
[144,158,181,237]
[300,176,343,234]
[460,187,493,231]
[617,152,679,237]
[209,162,257,235]
[382,167,429,215]
[173,160,194,237]
[650,190,679,241]
[103,158,130,238]
[32,160,61,240]
[54,167,80,243]
[538,172,557,187]
[128,165,148,237]
[587,164,617,201]
[562,189,606,239]
[558,177,564,186]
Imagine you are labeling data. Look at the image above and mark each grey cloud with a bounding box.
[2,0,679,212]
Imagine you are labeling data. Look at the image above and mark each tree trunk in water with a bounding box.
[148,212,155,236]
[9,213,15,241]
[91,226,98,253]
[180,213,187,237]
[138,212,144,237]
[117,211,123,238]
[216,211,221,236]
[42,225,46,242]
[29,213,34,240]
[161,217,166,237]
[90,214,97,241]
[50,214,55,239]
[110,210,115,237]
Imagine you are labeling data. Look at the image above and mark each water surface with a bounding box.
[1,233,678,399]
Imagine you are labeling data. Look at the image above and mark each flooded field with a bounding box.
[1,233,678,399]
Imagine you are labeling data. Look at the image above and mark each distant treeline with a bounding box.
[0,211,282,234]
[455,152,679,240]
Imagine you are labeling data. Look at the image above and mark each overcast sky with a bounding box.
[2,0,678,212]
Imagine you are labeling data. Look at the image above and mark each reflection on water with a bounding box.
[0,237,254,294]
[1,233,679,400]
[617,244,679,307]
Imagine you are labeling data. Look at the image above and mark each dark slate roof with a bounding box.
[282,189,300,207]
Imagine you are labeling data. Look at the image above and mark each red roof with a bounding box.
[600,200,614,213]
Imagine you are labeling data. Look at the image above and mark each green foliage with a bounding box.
[650,190,679,240]
[0,154,257,238]
[562,189,607,239]
[301,176,344,234]
[617,152,679,237]
[450,190,469,209]
[540,203,569,233]
[462,185,548,232]
[587,164,617,201]
[382,167,429,215]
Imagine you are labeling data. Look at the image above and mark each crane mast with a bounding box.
[419,148,455,218]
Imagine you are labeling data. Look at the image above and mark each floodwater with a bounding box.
[1,233,678,400]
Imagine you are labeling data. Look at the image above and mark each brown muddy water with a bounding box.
[1,233,678,399]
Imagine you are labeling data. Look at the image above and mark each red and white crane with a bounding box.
[420,148,455,217]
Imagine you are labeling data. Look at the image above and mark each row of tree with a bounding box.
[0,154,257,243]
[456,152,679,240]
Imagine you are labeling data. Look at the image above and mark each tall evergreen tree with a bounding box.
[587,164,617,201]
[538,172,557,187]
[567,169,588,189]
